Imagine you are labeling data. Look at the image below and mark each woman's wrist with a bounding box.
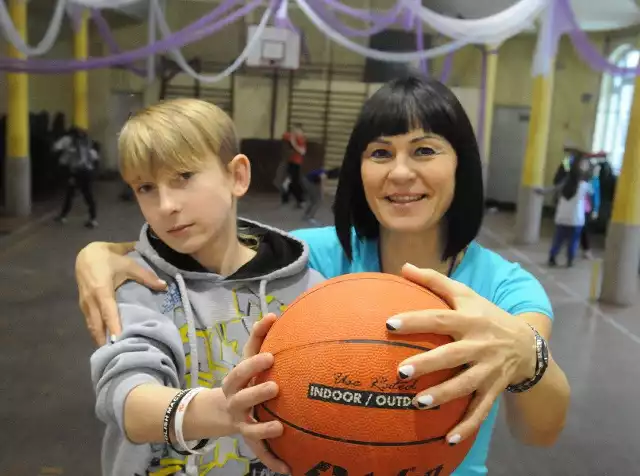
[508,324,549,391]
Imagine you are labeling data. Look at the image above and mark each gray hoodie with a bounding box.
[90,218,325,476]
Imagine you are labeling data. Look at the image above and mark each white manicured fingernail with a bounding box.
[386,318,402,331]
[109,335,116,344]
[416,394,434,408]
[158,279,167,287]
[398,365,414,379]
[448,433,462,445]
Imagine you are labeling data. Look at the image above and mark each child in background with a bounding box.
[281,123,307,207]
[537,154,593,267]
[580,153,602,259]
[90,99,324,476]
[302,166,341,225]
[53,127,99,228]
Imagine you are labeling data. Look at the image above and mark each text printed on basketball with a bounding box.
[308,383,440,410]
[332,372,419,392]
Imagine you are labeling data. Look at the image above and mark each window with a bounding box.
[592,45,640,174]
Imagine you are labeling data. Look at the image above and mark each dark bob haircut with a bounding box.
[333,74,484,262]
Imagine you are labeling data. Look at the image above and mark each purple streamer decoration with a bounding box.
[272,0,309,61]
[0,0,249,73]
[402,8,415,31]
[557,0,640,76]
[306,0,403,37]
[477,47,488,158]
[415,16,427,75]
[439,50,454,83]
[90,9,146,77]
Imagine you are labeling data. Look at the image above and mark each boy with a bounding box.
[90,99,324,476]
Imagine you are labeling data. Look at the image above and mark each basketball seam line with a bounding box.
[258,404,447,447]
[265,338,433,356]
[281,274,449,317]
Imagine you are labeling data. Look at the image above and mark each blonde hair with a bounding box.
[118,98,239,180]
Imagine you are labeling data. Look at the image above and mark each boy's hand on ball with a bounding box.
[243,313,278,358]
[388,264,545,446]
[223,319,290,475]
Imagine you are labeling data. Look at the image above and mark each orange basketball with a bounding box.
[254,273,476,476]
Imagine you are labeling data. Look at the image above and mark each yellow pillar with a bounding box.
[514,67,555,244]
[5,0,31,217]
[481,46,499,187]
[73,8,89,130]
[600,72,640,305]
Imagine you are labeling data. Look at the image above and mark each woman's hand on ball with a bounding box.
[220,314,290,474]
[386,264,538,446]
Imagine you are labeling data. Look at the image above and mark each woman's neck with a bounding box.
[192,219,256,276]
[379,227,451,277]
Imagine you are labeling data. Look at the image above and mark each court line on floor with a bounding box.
[0,209,57,258]
[481,226,640,347]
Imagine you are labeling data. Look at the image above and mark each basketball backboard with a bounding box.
[246,26,301,69]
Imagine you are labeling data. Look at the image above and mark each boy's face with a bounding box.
[127,154,250,256]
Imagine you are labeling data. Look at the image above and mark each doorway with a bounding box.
[104,91,143,172]
[486,105,531,208]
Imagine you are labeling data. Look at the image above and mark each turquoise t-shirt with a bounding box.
[291,226,553,475]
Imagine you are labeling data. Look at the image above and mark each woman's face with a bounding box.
[360,128,458,235]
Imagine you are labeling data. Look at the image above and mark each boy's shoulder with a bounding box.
[116,250,168,311]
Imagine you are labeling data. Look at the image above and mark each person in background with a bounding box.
[580,154,601,259]
[538,154,593,267]
[53,126,99,228]
[302,166,341,225]
[281,123,306,207]
[553,148,601,259]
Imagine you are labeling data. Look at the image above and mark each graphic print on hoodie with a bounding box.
[90,218,326,476]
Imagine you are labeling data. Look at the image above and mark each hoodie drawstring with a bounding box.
[175,273,200,475]
[175,273,199,389]
[258,279,269,317]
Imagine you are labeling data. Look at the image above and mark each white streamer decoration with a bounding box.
[0,0,68,56]
[404,0,549,45]
[150,0,272,83]
[276,0,289,23]
[295,0,470,62]
[531,0,557,77]
[0,0,552,71]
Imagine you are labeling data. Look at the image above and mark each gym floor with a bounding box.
[1,181,638,475]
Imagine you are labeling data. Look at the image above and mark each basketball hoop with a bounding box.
[245,25,300,71]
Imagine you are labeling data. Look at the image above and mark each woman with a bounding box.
[538,154,594,267]
[75,75,569,475]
